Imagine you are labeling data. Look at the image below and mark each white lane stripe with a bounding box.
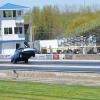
[0,64,100,68]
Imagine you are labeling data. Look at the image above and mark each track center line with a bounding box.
[0,63,100,68]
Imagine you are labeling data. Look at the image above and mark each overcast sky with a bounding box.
[0,0,100,8]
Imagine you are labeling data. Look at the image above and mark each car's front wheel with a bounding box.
[19,53,23,58]
[13,59,17,64]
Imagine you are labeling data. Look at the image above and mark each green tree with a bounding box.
[34,26,50,40]
[24,4,100,39]
[32,5,63,39]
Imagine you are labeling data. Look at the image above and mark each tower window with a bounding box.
[3,10,12,17]
[13,10,16,17]
[4,27,12,34]
[14,27,22,34]
[17,11,21,16]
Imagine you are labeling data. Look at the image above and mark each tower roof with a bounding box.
[0,3,29,10]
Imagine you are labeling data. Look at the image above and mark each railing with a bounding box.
[85,43,96,54]
[15,16,24,24]
[15,15,31,24]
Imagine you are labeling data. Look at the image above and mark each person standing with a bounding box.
[88,34,93,43]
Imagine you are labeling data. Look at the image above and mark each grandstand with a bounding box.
[57,17,100,54]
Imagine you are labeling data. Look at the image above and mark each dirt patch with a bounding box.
[0,70,100,86]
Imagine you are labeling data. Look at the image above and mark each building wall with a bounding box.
[0,9,25,40]
[0,9,27,54]
[1,20,25,40]
[34,40,58,53]
[2,42,24,54]
[0,11,1,28]
[33,40,40,51]
[40,40,58,53]
[0,43,2,54]
[40,40,58,48]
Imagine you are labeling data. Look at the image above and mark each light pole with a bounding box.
[84,0,85,8]
[29,9,37,48]
[32,26,37,41]
[29,25,37,48]
[29,12,33,48]
[29,24,33,48]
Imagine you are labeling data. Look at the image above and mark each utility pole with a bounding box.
[84,0,85,8]
[29,9,33,48]
[29,9,37,48]
[32,26,37,41]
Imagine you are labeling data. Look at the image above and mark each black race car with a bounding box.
[11,47,35,63]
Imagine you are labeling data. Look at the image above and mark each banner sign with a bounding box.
[46,54,53,60]
[38,54,46,60]
[0,54,65,60]
[53,54,59,59]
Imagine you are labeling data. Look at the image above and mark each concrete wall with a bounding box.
[72,54,100,60]
[0,70,100,85]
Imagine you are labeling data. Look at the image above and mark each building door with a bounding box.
[24,24,29,42]
[16,43,20,49]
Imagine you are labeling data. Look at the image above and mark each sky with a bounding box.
[0,0,100,8]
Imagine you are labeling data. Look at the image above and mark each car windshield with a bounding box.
[15,47,24,52]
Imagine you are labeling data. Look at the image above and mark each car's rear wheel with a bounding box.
[25,59,28,63]
[11,58,13,63]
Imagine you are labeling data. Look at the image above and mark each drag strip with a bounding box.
[0,59,100,66]
[0,65,100,72]
[0,59,100,72]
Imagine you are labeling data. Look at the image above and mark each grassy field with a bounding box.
[0,80,100,100]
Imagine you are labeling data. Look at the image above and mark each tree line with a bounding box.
[24,4,100,41]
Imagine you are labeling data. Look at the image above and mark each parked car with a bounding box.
[11,47,35,63]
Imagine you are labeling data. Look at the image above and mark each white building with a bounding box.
[0,3,31,54]
[34,39,60,54]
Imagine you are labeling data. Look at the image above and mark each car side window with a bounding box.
[15,48,24,52]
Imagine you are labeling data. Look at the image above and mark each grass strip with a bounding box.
[0,80,100,100]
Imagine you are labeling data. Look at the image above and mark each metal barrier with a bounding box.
[0,54,65,60]
[1,54,100,60]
